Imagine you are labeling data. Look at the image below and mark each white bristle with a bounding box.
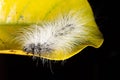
[16,11,93,58]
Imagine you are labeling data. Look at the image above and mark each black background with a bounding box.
[0,0,119,80]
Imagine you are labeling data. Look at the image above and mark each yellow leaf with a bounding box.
[0,0,104,60]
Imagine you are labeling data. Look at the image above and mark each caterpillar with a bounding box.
[20,11,86,57]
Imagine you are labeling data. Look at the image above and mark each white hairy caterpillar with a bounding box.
[15,11,102,60]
